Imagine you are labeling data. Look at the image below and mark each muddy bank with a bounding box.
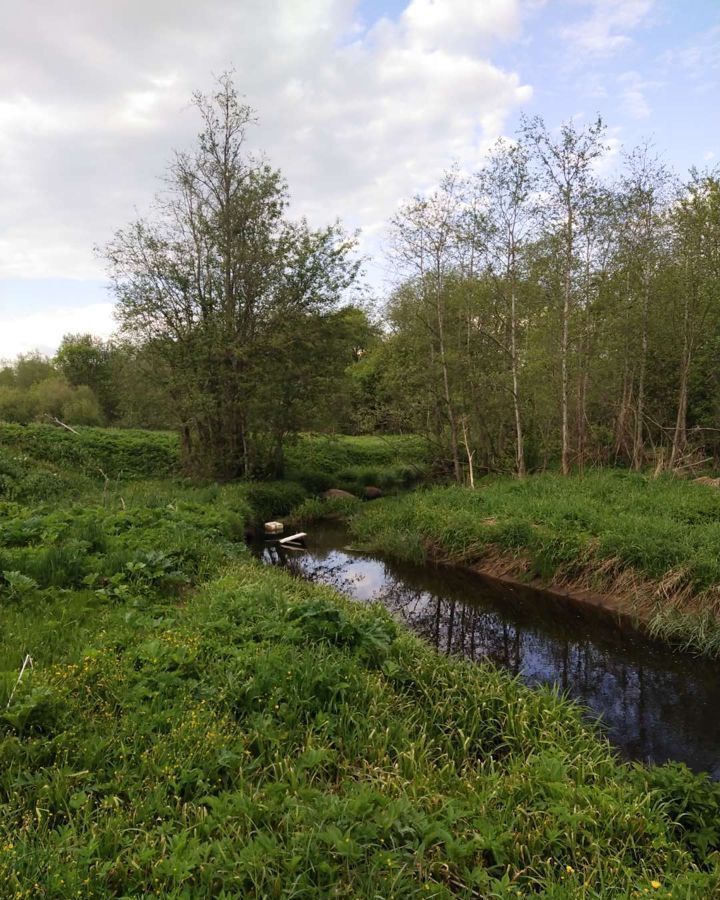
[462,557,645,632]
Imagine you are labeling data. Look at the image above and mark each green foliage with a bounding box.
[0,424,178,479]
[0,387,38,424]
[1,557,718,895]
[285,433,430,494]
[238,480,308,523]
[55,333,118,421]
[0,446,718,894]
[0,503,244,600]
[105,76,362,481]
[0,448,94,503]
[0,351,107,426]
[292,494,362,524]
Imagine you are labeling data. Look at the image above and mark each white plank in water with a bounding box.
[278,532,307,545]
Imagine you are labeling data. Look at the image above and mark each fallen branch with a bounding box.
[44,414,79,435]
[6,654,33,709]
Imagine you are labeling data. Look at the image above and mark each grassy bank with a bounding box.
[351,472,720,656]
[3,549,720,896]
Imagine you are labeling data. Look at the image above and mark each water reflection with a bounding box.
[259,528,720,777]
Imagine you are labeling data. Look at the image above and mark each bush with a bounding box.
[61,386,103,426]
[240,481,308,522]
[0,387,37,423]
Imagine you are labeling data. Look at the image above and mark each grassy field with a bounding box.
[0,424,430,495]
[350,471,720,656]
[2,429,720,895]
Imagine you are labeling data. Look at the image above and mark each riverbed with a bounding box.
[256,523,720,777]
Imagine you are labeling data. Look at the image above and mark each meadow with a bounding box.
[2,427,720,895]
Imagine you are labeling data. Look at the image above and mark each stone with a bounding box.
[322,488,358,501]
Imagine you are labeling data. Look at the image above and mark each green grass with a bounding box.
[284,433,431,495]
[0,424,178,479]
[350,471,720,655]
[0,425,432,495]
[2,555,720,897]
[4,434,720,893]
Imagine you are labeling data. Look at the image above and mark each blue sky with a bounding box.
[1,0,718,358]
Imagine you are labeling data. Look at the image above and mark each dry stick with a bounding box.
[98,467,110,507]
[674,456,713,473]
[6,654,33,709]
[460,416,475,489]
[43,414,80,435]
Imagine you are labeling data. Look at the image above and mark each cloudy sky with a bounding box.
[1,0,718,358]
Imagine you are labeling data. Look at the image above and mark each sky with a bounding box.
[1,0,718,359]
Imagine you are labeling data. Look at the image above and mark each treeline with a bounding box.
[0,336,178,430]
[353,118,720,479]
[0,321,375,439]
[3,80,719,482]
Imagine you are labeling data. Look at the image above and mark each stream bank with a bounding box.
[257,522,720,777]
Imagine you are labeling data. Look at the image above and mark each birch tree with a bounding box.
[389,171,464,482]
[616,147,672,469]
[521,115,607,474]
[669,172,720,466]
[472,139,535,476]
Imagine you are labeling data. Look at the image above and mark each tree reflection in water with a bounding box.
[258,526,720,778]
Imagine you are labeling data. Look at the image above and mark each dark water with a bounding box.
[257,524,720,776]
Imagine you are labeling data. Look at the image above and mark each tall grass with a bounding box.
[0,425,432,495]
[285,433,431,494]
[1,559,719,896]
[351,472,720,655]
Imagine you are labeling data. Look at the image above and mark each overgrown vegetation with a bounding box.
[5,94,720,486]
[0,425,429,495]
[3,536,720,895]
[285,433,431,495]
[2,427,720,894]
[0,424,178,480]
[351,471,720,655]
[5,54,720,897]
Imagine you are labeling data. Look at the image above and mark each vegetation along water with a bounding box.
[1,431,720,895]
[3,72,720,896]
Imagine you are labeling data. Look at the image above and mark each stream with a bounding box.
[256,523,720,777]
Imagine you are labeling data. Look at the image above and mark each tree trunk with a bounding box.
[671,340,691,467]
[436,282,462,483]
[632,272,650,471]
[560,270,571,475]
[509,285,525,477]
[560,212,573,475]
[670,288,693,468]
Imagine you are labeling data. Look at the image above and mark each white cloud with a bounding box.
[663,25,720,85]
[617,71,655,119]
[0,303,116,360]
[559,0,655,57]
[401,0,521,51]
[0,0,530,296]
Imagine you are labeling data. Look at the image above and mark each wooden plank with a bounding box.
[278,532,307,546]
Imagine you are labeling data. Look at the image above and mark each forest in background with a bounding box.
[1,78,719,484]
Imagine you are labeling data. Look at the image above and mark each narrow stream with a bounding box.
[256,523,720,777]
